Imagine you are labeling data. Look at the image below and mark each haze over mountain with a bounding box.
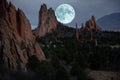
[97,13,120,31]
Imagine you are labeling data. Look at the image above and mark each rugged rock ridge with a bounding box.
[17,9,35,42]
[76,16,102,41]
[34,4,58,37]
[0,0,45,71]
[82,16,102,31]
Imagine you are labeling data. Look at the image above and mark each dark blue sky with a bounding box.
[8,0,120,29]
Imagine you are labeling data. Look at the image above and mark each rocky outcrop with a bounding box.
[76,16,102,41]
[85,16,102,31]
[17,9,35,42]
[34,4,58,37]
[0,0,45,71]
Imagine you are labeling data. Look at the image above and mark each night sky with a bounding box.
[8,0,120,29]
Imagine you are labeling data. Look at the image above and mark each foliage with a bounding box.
[27,55,71,80]
[36,24,120,80]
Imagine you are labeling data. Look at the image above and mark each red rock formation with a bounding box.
[17,8,35,42]
[34,4,58,37]
[85,16,102,31]
[80,23,85,31]
[8,2,18,33]
[75,23,84,41]
[0,0,8,18]
[0,0,45,71]
[76,16,102,41]
[76,23,79,40]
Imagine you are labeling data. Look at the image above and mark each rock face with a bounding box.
[76,16,102,41]
[85,16,102,31]
[17,9,35,42]
[0,0,45,71]
[34,4,58,37]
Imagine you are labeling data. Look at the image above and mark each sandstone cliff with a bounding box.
[0,0,45,71]
[34,4,58,37]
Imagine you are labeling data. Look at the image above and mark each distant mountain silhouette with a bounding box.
[97,13,120,31]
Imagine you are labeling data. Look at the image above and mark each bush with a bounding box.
[27,55,40,71]
[55,65,71,80]
[71,63,90,80]
[27,55,55,80]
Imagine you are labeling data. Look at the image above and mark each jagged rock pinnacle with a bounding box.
[34,4,58,37]
[0,0,46,71]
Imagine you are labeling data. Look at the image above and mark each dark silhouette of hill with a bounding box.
[97,13,120,30]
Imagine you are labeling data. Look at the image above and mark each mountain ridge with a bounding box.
[97,12,120,31]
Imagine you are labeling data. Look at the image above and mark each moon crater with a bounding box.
[55,4,75,24]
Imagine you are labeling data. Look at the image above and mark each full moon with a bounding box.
[55,4,75,24]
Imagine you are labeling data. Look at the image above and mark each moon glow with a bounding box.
[55,4,75,24]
